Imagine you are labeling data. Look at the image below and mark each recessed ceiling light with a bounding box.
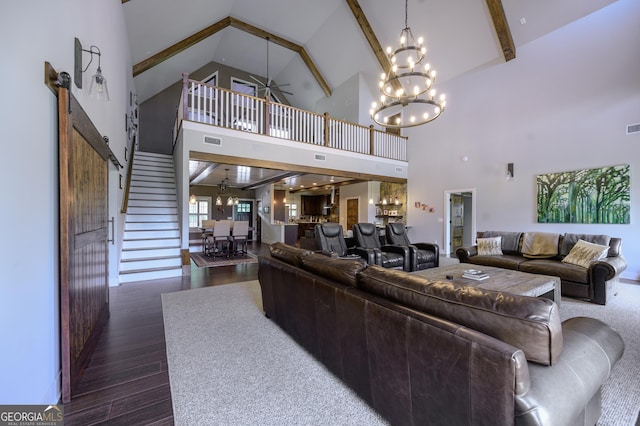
[520,17,526,25]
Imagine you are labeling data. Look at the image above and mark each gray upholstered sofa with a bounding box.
[456,231,627,305]
[258,242,624,425]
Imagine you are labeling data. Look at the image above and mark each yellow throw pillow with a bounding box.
[561,239,609,268]
[477,236,503,256]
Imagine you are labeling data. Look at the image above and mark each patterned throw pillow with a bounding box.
[477,236,503,256]
[561,239,609,268]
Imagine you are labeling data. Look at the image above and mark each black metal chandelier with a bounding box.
[370,0,446,128]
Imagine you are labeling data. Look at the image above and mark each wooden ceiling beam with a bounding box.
[133,17,231,77]
[132,16,332,97]
[486,0,516,61]
[345,0,389,74]
[348,0,515,68]
[189,151,407,184]
[228,18,331,97]
[345,0,400,92]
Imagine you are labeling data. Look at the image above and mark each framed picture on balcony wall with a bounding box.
[536,164,630,224]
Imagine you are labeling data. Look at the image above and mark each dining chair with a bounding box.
[228,220,249,256]
[201,220,216,253]
[206,220,231,258]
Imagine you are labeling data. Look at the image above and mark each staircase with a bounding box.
[119,151,183,283]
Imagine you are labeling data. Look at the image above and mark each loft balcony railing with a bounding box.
[174,73,407,161]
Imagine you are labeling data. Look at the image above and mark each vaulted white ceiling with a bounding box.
[124,0,617,111]
[123,0,617,189]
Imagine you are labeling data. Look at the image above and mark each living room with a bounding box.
[2,0,639,420]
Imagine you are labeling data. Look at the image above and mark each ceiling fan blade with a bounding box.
[280,90,294,96]
[250,75,265,85]
[270,83,291,88]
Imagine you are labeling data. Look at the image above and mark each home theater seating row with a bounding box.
[258,242,624,426]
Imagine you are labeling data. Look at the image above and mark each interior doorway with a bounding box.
[443,188,476,256]
[346,198,359,236]
[234,199,255,240]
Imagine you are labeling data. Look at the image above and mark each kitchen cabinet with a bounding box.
[302,195,325,216]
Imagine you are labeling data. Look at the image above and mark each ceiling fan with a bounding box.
[250,36,293,99]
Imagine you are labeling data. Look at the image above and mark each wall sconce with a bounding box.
[74,37,109,101]
[506,163,514,181]
[189,194,197,204]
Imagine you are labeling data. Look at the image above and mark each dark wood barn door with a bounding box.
[58,88,110,403]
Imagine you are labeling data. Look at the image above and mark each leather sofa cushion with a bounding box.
[301,253,366,287]
[607,237,622,257]
[466,254,526,270]
[269,242,313,267]
[357,265,563,365]
[519,259,589,284]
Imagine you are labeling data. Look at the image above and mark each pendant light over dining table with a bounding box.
[215,168,238,206]
[370,0,446,128]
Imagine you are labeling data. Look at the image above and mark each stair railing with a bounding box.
[120,134,137,214]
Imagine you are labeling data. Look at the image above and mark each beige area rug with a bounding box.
[161,280,387,425]
[190,252,258,267]
[162,277,640,425]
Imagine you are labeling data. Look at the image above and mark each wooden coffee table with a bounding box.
[413,263,561,306]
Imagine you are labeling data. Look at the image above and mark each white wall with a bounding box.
[315,73,360,123]
[404,0,640,280]
[0,0,134,403]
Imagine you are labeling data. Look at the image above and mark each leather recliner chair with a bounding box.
[386,223,439,271]
[315,223,372,262]
[352,223,410,271]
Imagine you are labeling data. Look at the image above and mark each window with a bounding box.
[285,203,298,219]
[189,197,210,228]
[202,72,217,86]
[231,78,257,97]
[236,202,251,213]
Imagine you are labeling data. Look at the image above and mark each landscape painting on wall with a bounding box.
[536,164,630,224]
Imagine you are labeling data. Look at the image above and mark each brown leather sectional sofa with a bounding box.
[258,242,624,426]
[455,231,627,305]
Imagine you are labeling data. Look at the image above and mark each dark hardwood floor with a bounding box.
[63,241,270,425]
